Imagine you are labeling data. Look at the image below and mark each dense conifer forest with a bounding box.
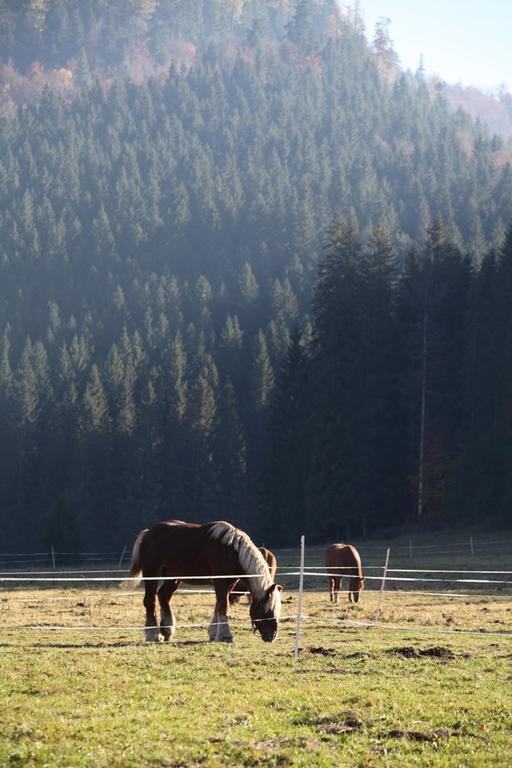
[1,0,511,549]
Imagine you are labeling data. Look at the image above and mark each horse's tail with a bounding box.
[120,528,148,589]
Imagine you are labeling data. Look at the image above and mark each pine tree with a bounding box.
[251,330,274,411]
[261,327,308,542]
[79,365,111,434]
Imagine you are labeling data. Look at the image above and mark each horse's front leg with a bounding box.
[208,608,218,641]
[143,576,160,642]
[213,580,236,642]
[158,576,179,641]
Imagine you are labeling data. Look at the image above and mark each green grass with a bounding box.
[1,530,511,767]
[1,583,511,768]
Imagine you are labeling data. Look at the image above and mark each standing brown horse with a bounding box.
[123,520,282,642]
[229,547,277,605]
[325,544,365,603]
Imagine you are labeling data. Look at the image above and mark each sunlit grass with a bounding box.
[1,582,511,767]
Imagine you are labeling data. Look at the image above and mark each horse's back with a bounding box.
[325,543,362,575]
[140,520,236,577]
[260,547,277,579]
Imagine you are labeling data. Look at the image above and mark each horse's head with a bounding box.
[249,583,282,642]
[349,576,365,604]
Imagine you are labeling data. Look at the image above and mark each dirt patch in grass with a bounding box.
[312,712,364,734]
[383,727,462,741]
[346,650,376,659]
[304,646,337,656]
[389,645,458,659]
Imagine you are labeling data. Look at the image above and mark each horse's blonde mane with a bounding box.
[208,521,273,599]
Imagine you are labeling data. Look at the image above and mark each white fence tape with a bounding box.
[3,589,254,603]
[0,612,510,640]
[300,615,512,639]
[0,573,270,583]
[1,569,512,585]
[2,587,511,604]
[1,569,511,581]
[1,575,508,586]
[281,566,512,575]
[0,568,127,576]
[0,615,296,633]
[291,571,512,586]
[387,568,512,575]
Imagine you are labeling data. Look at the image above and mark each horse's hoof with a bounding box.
[217,636,234,643]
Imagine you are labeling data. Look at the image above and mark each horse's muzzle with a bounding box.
[253,620,278,642]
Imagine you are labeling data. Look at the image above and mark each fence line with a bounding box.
[1,534,511,646]
[387,567,512,575]
[277,565,384,576]
[300,614,512,639]
[3,586,512,604]
[0,616,296,633]
[282,566,512,575]
[0,552,49,557]
[3,564,512,577]
[293,572,512,586]
[2,571,512,586]
[0,568,128,576]
[2,589,258,603]
[0,573,273,584]
[1,612,511,640]
[2,538,512,560]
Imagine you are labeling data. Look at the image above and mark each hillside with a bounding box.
[446,82,512,142]
[1,0,512,549]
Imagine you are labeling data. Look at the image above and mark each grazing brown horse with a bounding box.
[229,547,277,605]
[123,520,282,643]
[325,544,365,603]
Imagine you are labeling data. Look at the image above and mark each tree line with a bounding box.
[1,1,511,548]
[264,219,512,542]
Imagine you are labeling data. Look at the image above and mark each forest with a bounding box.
[1,0,512,549]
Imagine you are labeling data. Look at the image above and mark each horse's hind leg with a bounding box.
[158,575,178,641]
[143,575,160,642]
[228,579,241,606]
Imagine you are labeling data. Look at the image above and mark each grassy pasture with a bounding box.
[1,535,511,767]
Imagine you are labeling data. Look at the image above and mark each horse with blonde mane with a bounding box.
[325,543,365,603]
[123,520,282,642]
[229,546,277,605]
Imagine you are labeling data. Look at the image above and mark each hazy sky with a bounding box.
[356,0,511,91]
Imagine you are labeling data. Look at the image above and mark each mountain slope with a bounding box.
[1,0,511,547]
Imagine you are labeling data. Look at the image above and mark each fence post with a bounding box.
[469,537,474,557]
[293,535,305,660]
[377,547,390,613]
[118,545,127,568]
[51,545,56,570]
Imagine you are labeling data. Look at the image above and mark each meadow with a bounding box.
[0,534,511,768]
